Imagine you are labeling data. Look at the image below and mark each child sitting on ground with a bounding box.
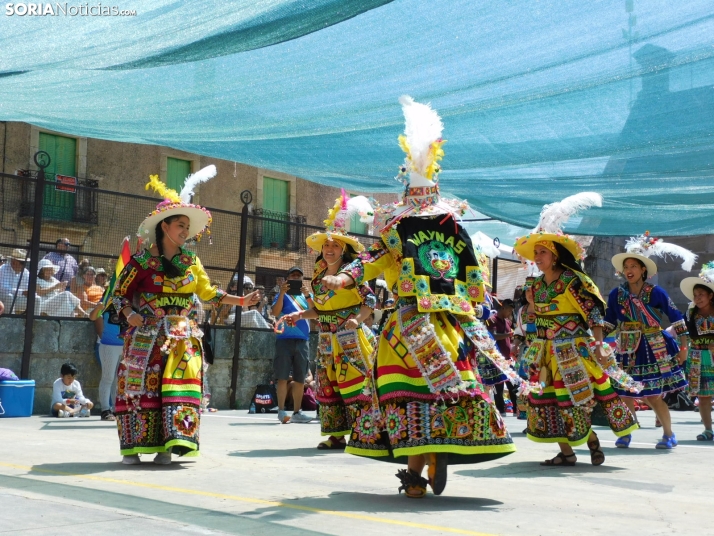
[51,362,93,418]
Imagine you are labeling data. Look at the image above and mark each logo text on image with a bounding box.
[255,394,273,405]
[5,3,137,16]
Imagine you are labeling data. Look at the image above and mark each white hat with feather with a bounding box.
[611,232,697,277]
[138,165,217,245]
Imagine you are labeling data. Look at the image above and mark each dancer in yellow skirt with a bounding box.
[316,97,516,498]
[513,193,639,467]
[113,167,259,465]
[284,193,380,453]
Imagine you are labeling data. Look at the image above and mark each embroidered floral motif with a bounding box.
[384,404,408,442]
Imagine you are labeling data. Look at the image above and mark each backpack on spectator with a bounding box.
[665,391,696,411]
[251,383,278,413]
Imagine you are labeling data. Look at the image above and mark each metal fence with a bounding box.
[1,152,510,405]
[0,154,387,405]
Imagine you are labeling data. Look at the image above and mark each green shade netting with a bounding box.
[1,0,713,235]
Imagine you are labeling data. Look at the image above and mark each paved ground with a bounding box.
[1,408,712,536]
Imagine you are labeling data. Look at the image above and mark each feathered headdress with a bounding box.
[138,165,217,245]
[623,232,696,271]
[323,188,374,232]
[395,96,446,187]
[513,192,602,262]
[612,231,697,277]
[307,189,374,253]
[535,192,603,234]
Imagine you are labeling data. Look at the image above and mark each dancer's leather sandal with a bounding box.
[540,452,577,466]
[587,435,605,466]
[396,469,427,499]
[317,436,346,450]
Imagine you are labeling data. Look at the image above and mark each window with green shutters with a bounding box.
[39,132,77,221]
[262,177,289,247]
[166,157,192,191]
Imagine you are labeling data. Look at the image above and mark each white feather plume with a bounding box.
[345,196,375,225]
[649,241,697,271]
[623,236,648,255]
[536,192,602,233]
[399,95,443,174]
[179,165,217,203]
[624,235,697,271]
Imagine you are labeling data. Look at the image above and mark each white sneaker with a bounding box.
[57,409,68,418]
[289,410,312,424]
[122,455,141,465]
[154,451,172,465]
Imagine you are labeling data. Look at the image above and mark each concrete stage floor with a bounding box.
[1,409,711,536]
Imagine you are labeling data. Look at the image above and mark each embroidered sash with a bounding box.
[688,349,703,395]
[124,326,159,401]
[553,340,594,405]
[398,305,461,394]
[336,329,368,378]
[317,332,333,367]
[616,321,642,355]
[644,330,672,376]
[523,339,546,368]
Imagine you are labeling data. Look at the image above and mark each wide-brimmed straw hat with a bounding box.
[513,193,602,262]
[306,190,372,254]
[680,261,714,301]
[137,166,216,246]
[611,232,696,278]
[9,248,29,262]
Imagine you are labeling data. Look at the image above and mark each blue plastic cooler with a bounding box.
[0,380,35,417]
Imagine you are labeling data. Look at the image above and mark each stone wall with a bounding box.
[0,317,316,414]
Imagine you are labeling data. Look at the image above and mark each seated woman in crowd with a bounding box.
[69,258,91,296]
[73,266,104,312]
[36,259,86,317]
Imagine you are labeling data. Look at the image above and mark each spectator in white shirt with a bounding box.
[0,249,37,314]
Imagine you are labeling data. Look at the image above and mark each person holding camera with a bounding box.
[271,266,314,424]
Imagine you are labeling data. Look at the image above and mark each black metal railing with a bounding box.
[250,208,307,252]
[18,169,99,224]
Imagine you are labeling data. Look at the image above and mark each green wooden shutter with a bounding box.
[167,157,191,192]
[39,132,76,221]
[262,177,289,247]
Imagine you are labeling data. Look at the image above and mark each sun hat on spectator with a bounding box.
[37,259,59,275]
[9,248,29,262]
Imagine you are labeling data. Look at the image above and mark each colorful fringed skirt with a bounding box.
[614,330,687,397]
[115,329,203,456]
[686,346,714,397]
[351,306,516,464]
[527,336,638,445]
